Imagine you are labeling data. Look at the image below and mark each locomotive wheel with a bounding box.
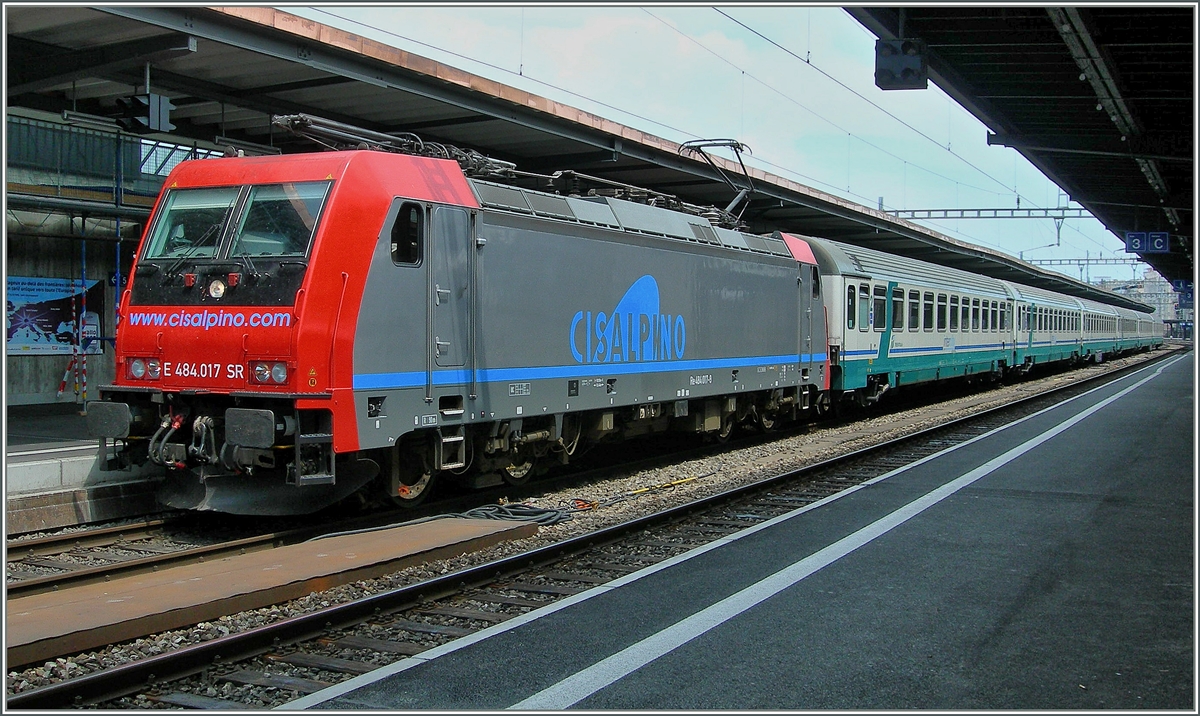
[503,449,535,486]
[390,449,433,507]
[715,413,736,443]
[757,409,777,433]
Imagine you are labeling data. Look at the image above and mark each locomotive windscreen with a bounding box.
[131,181,331,307]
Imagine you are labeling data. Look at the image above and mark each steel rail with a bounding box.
[6,518,171,558]
[6,348,1181,709]
[6,531,291,599]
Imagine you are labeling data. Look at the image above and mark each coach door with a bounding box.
[800,264,819,380]
[429,206,472,373]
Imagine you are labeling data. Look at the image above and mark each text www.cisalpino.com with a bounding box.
[124,309,293,329]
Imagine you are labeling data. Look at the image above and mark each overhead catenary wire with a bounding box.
[303,7,704,144]
[302,7,1114,257]
[713,8,1030,203]
[642,8,1013,203]
[307,6,1006,206]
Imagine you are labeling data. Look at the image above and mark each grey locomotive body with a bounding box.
[350,180,828,503]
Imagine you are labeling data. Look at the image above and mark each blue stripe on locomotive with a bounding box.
[353,352,826,390]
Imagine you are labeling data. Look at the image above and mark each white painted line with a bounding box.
[283,354,1184,710]
[508,355,1182,710]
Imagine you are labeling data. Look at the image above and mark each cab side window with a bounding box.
[389,202,423,265]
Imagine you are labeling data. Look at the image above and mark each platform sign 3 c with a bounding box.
[1126,231,1171,253]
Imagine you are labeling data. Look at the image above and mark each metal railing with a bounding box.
[6,115,220,211]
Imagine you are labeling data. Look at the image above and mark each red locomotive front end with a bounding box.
[87,150,475,514]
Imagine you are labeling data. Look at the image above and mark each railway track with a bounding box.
[2,434,777,601]
[5,520,292,599]
[6,347,1179,709]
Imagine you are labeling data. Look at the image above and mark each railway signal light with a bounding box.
[875,38,928,90]
[117,93,176,133]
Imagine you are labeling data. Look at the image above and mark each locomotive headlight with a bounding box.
[208,278,227,299]
[253,362,271,383]
[146,359,162,380]
[270,362,288,383]
[129,358,146,379]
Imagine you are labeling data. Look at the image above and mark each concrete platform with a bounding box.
[7,402,91,447]
[290,352,1193,710]
[5,403,177,534]
[6,516,538,668]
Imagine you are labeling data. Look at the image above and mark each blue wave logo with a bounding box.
[570,275,686,364]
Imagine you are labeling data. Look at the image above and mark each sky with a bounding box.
[288,4,1148,282]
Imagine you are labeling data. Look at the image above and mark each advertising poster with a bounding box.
[6,276,106,355]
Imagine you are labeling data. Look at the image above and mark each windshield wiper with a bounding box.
[164,221,224,280]
[234,249,262,281]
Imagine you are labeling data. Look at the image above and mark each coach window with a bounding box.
[991,302,999,331]
[846,286,855,329]
[971,298,981,331]
[922,292,934,331]
[873,285,887,330]
[981,301,990,331]
[390,202,423,265]
[891,287,904,329]
[999,302,1007,331]
[858,284,870,331]
[962,299,971,332]
[908,290,920,331]
[936,294,947,331]
[949,296,959,331]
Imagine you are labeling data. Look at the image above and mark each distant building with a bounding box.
[1095,268,1182,322]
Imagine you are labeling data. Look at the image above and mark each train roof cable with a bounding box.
[273,113,747,229]
[272,113,519,181]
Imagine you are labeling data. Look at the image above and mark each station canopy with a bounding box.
[9,6,1188,312]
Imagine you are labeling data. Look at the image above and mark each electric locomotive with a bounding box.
[87,143,829,515]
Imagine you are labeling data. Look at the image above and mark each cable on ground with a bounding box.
[567,471,717,512]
